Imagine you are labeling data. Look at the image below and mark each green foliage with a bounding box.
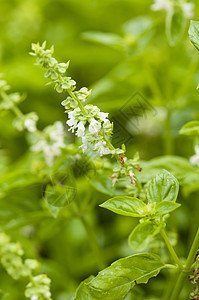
[86,253,167,300]
[146,170,179,203]
[128,221,160,252]
[179,120,199,135]
[189,20,199,51]
[100,196,146,217]
[0,1,199,299]
[0,233,51,300]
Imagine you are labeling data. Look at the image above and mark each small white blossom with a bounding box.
[190,146,199,167]
[151,0,172,11]
[94,141,111,156]
[76,121,85,137]
[79,137,88,153]
[127,170,136,184]
[151,0,194,18]
[24,119,37,132]
[44,291,51,298]
[89,118,101,135]
[67,110,78,132]
[182,2,194,18]
[31,122,65,166]
[31,296,38,300]
[98,112,109,122]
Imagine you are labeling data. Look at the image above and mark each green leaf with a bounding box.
[179,121,199,136]
[45,199,61,218]
[155,201,181,216]
[90,174,115,196]
[81,31,123,49]
[44,183,76,207]
[189,20,199,51]
[128,221,160,252]
[100,196,146,217]
[74,276,94,300]
[86,253,166,300]
[166,6,186,46]
[147,170,179,203]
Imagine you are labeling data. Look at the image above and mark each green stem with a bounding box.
[71,203,105,270]
[169,227,199,300]
[160,228,184,269]
[68,89,88,116]
[164,108,173,155]
[11,105,24,119]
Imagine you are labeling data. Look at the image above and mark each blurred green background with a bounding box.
[1,0,199,299]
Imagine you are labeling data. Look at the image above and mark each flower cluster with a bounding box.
[30,42,142,185]
[0,77,67,167]
[0,78,24,110]
[0,77,39,133]
[25,275,52,300]
[0,232,52,300]
[65,104,113,156]
[31,121,65,166]
[110,152,142,186]
[151,0,194,18]
[13,112,39,132]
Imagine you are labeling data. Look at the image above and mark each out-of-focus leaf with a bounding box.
[86,253,167,300]
[146,170,179,203]
[0,170,40,196]
[189,20,199,51]
[179,121,199,135]
[81,32,124,49]
[100,196,146,217]
[45,183,76,208]
[166,6,186,46]
[89,174,115,196]
[122,16,153,38]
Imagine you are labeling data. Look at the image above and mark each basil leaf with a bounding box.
[100,196,146,217]
[74,276,94,300]
[189,20,199,51]
[86,253,167,300]
[155,201,181,216]
[147,170,179,203]
[128,221,160,252]
[179,121,199,136]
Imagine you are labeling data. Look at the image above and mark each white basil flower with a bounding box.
[76,121,85,137]
[30,295,38,300]
[24,119,37,132]
[67,110,78,132]
[44,291,51,298]
[79,136,88,153]
[31,122,65,166]
[49,121,65,142]
[98,112,109,122]
[89,118,101,135]
[190,146,199,166]
[94,141,111,156]
[151,0,173,12]
[182,3,194,18]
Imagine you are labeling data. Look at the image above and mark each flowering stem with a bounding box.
[68,89,88,116]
